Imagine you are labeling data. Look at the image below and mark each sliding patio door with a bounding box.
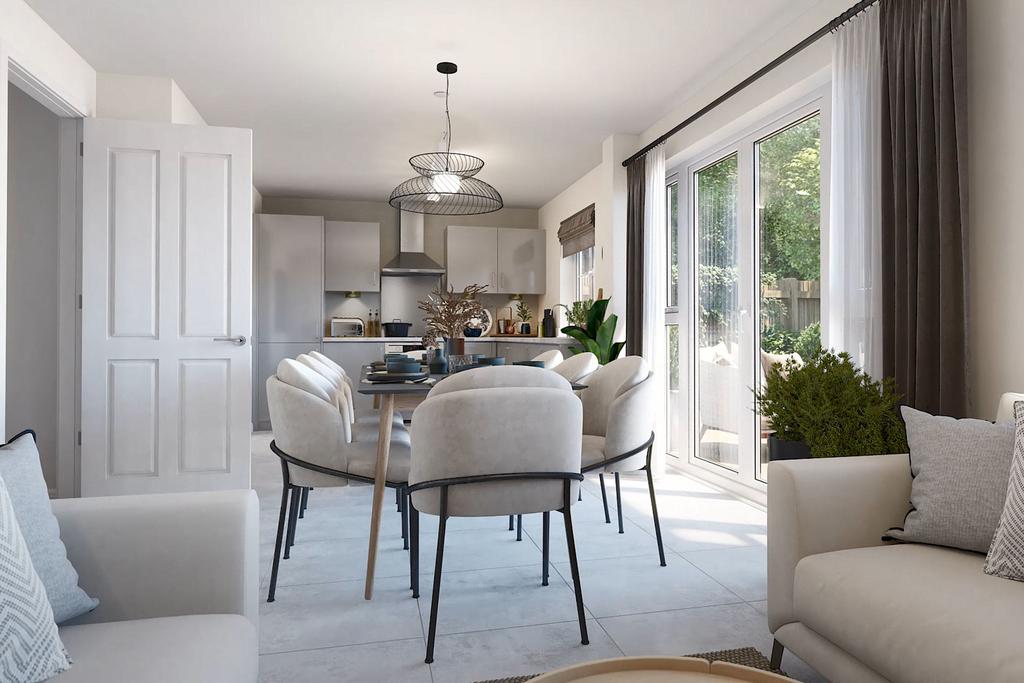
[674,94,827,491]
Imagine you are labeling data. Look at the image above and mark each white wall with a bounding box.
[6,84,60,486]
[96,73,207,125]
[539,164,601,316]
[967,0,1024,418]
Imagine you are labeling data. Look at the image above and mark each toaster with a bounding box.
[330,317,365,337]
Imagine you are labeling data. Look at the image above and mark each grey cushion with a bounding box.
[986,401,1024,581]
[57,614,257,682]
[0,475,71,682]
[887,407,1015,553]
[794,544,1024,683]
[0,432,97,624]
[346,440,412,482]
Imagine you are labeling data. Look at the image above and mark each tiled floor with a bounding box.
[251,432,827,683]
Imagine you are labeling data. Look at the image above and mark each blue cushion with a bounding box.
[0,431,97,623]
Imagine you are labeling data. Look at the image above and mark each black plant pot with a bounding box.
[767,434,812,461]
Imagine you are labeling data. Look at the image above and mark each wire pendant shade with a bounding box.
[389,62,503,215]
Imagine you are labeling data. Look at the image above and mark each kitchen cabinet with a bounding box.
[325,220,380,292]
[446,226,546,295]
[497,228,546,294]
[256,214,324,343]
[464,341,496,357]
[446,226,498,292]
[255,342,321,430]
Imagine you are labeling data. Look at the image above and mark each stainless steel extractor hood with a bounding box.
[381,211,445,275]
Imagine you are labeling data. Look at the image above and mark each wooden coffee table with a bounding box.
[529,657,789,683]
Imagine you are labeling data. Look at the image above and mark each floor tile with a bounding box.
[682,546,768,601]
[551,554,742,618]
[427,620,621,683]
[527,515,665,563]
[259,637,431,683]
[598,602,774,656]
[748,600,767,615]
[259,577,423,653]
[417,564,588,636]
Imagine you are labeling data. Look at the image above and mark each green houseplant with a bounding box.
[554,299,593,329]
[561,297,624,365]
[755,349,908,459]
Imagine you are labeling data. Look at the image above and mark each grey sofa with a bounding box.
[51,489,259,682]
[768,454,1024,683]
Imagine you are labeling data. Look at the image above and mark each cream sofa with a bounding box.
[51,490,260,682]
[768,455,1024,683]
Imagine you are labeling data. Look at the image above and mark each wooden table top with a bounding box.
[356,365,587,395]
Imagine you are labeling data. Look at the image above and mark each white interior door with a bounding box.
[80,118,252,496]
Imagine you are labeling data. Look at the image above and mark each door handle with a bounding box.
[214,336,247,346]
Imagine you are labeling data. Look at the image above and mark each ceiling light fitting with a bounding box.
[389,62,503,216]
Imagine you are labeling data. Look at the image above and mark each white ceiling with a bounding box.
[28,0,821,208]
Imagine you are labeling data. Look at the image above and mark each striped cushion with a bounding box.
[0,475,71,681]
[985,402,1024,581]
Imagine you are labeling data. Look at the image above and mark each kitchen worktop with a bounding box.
[322,336,576,344]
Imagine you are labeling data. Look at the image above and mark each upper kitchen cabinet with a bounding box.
[446,226,498,292]
[446,226,546,295]
[256,214,324,343]
[497,228,545,294]
[325,220,380,292]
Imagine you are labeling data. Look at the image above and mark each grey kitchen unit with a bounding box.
[254,213,324,429]
[446,226,546,294]
[464,339,576,363]
[325,220,380,292]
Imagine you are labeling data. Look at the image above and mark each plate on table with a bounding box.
[366,370,429,383]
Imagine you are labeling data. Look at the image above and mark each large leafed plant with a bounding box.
[561,297,624,365]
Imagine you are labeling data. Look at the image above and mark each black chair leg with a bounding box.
[267,482,290,602]
[284,486,301,558]
[425,487,449,664]
[299,487,308,518]
[562,482,589,646]
[646,451,667,567]
[771,639,784,670]
[599,473,611,523]
[508,514,514,531]
[410,504,420,596]
[396,486,401,511]
[516,514,523,541]
[541,511,550,586]
[614,472,624,534]
[401,487,409,550]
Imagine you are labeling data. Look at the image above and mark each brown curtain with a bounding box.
[625,155,646,357]
[558,204,595,257]
[880,0,968,416]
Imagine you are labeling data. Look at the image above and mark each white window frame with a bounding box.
[570,245,595,303]
[668,86,831,501]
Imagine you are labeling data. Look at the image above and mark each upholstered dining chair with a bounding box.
[264,360,413,602]
[307,350,406,431]
[428,365,574,538]
[553,351,599,384]
[532,349,564,368]
[408,384,587,663]
[579,356,665,566]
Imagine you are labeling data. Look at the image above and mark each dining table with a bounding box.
[356,364,589,600]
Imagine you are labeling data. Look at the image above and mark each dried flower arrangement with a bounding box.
[418,283,488,348]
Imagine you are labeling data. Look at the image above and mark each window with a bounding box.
[665,181,681,457]
[571,246,595,302]
[668,90,828,491]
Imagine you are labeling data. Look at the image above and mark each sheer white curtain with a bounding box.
[642,144,666,467]
[827,5,883,379]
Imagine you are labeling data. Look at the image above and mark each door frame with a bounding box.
[3,46,85,497]
[670,85,830,504]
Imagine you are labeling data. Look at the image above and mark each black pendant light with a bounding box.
[389,62,503,215]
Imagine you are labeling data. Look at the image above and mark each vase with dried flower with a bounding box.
[418,283,488,361]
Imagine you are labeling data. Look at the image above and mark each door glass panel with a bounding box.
[667,183,679,308]
[756,114,822,482]
[666,323,681,456]
[694,154,740,471]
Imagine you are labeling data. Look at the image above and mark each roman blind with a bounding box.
[557,204,595,257]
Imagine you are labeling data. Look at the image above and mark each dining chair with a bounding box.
[552,352,599,384]
[531,349,564,368]
[579,356,665,566]
[307,350,406,430]
[264,361,413,602]
[408,385,587,662]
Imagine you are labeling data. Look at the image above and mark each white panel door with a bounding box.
[80,118,252,496]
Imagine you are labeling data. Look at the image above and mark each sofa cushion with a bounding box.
[887,406,1016,553]
[794,544,1024,683]
[0,432,98,624]
[57,614,256,683]
[986,401,1024,581]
